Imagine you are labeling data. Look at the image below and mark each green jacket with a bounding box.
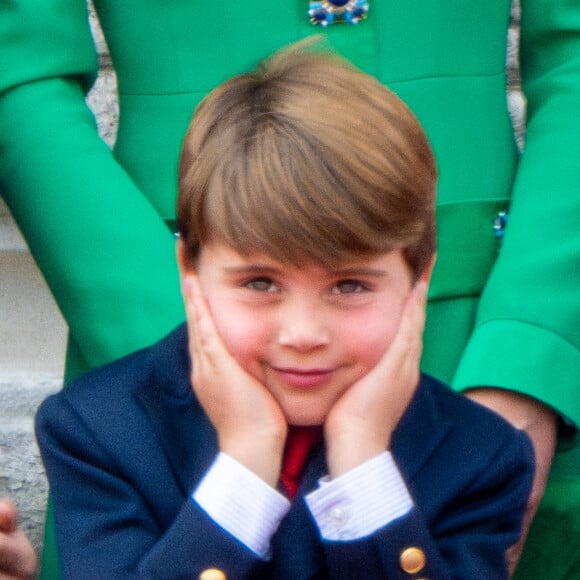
[1,0,579,577]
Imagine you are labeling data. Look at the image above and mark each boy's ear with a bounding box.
[418,253,437,286]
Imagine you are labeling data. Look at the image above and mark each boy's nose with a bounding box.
[277,302,330,352]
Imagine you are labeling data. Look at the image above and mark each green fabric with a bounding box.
[1,0,579,577]
[39,502,60,579]
[514,472,580,579]
[455,321,580,434]
[0,77,184,366]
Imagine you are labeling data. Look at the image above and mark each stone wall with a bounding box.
[0,1,523,567]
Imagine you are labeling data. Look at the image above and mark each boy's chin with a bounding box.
[288,419,324,428]
[283,408,328,428]
[277,391,348,428]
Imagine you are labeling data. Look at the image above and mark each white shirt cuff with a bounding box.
[192,452,290,558]
[305,452,413,541]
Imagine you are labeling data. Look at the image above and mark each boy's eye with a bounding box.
[245,277,278,292]
[332,279,367,295]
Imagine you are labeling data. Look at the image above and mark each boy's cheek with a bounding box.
[209,308,247,352]
[208,303,268,371]
[349,314,400,360]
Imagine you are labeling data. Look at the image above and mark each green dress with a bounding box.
[1,1,579,577]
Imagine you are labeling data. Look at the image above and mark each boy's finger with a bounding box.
[181,275,203,325]
[401,281,428,340]
[381,280,427,367]
[190,277,219,352]
[182,274,220,384]
[405,280,428,325]
[181,276,202,363]
[181,275,197,330]
[183,274,228,365]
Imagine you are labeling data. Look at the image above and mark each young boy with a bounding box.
[36,44,533,579]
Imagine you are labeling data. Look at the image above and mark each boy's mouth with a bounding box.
[271,367,335,389]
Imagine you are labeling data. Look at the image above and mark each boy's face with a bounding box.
[193,241,415,426]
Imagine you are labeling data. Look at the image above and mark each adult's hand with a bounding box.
[466,388,557,575]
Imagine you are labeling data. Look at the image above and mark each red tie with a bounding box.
[280,426,323,498]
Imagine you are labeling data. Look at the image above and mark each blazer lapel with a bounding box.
[391,374,455,482]
[134,324,218,496]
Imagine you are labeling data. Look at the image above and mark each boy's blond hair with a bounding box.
[177,40,437,278]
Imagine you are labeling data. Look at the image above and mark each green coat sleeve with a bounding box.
[453,0,580,431]
[0,0,183,371]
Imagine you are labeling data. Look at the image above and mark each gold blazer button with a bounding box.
[400,546,427,574]
[199,568,226,580]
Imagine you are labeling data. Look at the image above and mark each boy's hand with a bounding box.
[182,274,287,487]
[324,281,428,478]
[0,499,37,580]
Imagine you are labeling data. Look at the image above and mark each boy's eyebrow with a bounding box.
[330,267,389,278]
[221,264,390,278]
[222,264,283,275]
[222,264,390,277]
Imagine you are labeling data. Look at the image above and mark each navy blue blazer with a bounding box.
[36,324,533,579]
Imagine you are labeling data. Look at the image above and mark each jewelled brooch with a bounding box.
[309,0,369,26]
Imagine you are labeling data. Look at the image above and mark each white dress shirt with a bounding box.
[193,451,413,558]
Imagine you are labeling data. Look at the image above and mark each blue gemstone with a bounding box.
[492,212,509,239]
[309,0,368,26]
